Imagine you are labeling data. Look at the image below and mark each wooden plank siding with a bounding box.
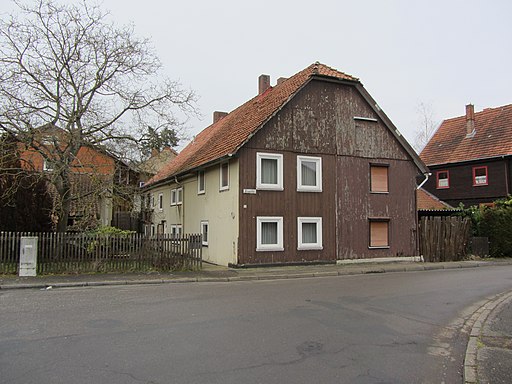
[237,79,420,264]
[423,158,510,207]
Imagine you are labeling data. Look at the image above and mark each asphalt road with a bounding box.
[1,266,512,384]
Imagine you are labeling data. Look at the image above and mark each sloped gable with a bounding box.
[147,63,358,185]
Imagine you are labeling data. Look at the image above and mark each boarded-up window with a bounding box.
[371,165,388,193]
[370,220,389,247]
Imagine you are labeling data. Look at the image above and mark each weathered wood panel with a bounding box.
[238,148,336,264]
[423,159,509,207]
[419,216,471,262]
[337,156,419,259]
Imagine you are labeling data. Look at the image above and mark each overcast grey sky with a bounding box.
[9,0,512,151]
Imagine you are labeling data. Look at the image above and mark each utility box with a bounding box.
[19,237,38,277]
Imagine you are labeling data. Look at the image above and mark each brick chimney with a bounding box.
[277,77,288,85]
[466,104,475,136]
[213,111,228,124]
[258,74,270,95]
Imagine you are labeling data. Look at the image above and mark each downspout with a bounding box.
[175,176,184,231]
[416,172,431,190]
[416,172,431,262]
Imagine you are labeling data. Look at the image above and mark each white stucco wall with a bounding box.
[145,159,239,266]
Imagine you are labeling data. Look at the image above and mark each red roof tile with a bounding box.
[416,188,452,210]
[146,63,358,186]
[420,104,512,166]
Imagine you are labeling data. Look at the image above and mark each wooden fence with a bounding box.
[419,216,471,262]
[0,232,202,275]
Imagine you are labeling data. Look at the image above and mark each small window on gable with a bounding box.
[198,170,205,194]
[256,153,283,190]
[256,216,284,252]
[201,221,209,246]
[158,193,163,211]
[369,220,389,248]
[297,156,322,192]
[370,165,388,193]
[473,166,488,186]
[297,217,323,250]
[220,162,229,191]
[436,170,449,189]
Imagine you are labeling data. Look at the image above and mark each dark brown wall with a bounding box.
[424,158,509,207]
[238,79,419,264]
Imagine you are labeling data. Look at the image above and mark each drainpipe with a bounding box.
[174,176,184,230]
[416,172,431,190]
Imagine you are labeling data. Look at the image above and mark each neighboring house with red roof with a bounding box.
[420,104,512,208]
[142,63,428,266]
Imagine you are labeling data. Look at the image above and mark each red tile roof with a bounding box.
[416,188,452,210]
[420,104,512,166]
[146,62,358,186]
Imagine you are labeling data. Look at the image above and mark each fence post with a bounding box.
[19,236,38,277]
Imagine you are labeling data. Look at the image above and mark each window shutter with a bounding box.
[371,166,388,192]
[370,221,389,247]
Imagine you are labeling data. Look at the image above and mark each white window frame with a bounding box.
[150,194,155,208]
[220,162,229,191]
[170,189,177,206]
[158,193,163,211]
[256,152,284,191]
[198,170,205,194]
[170,187,183,206]
[297,155,322,192]
[297,217,323,250]
[201,221,209,246]
[256,216,284,252]
[170,224,182,237]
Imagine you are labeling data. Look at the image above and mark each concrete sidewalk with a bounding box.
[1,259,511,291]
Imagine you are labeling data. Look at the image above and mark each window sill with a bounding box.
[256,186,284,191]
[256,247,284,252]
[198,191,205,195]
[368,246,390,249]
[370,191,389,194]
[219,187,230,192]
[298,246,323,251]
[297,188,322,193]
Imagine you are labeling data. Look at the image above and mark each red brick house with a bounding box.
[420,104,512,207]
[143,63,428,266]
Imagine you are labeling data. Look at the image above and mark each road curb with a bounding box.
[463,290,512,384]
[1,260,510,291]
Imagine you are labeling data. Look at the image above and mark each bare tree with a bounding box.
[413,102,439,154]
[0,0,196,231]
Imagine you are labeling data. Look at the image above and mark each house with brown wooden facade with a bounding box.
[142,63,428,266]
[420,104,512,208]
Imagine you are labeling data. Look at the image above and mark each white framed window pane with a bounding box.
[198,171,205,193]
[171,189,176,205]
[297,156,322,192]
[302,222,317,243]
[256,217,283,251]
[261,158,278,184]
[256,153,283,190]
[261,222,278,245]
[201,221,208,245]
[297,217,322,250]
[220,162,229,189]
[301,161,317,186]
[177,187,183,204]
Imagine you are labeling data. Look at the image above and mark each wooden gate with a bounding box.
[419,216,471,262]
